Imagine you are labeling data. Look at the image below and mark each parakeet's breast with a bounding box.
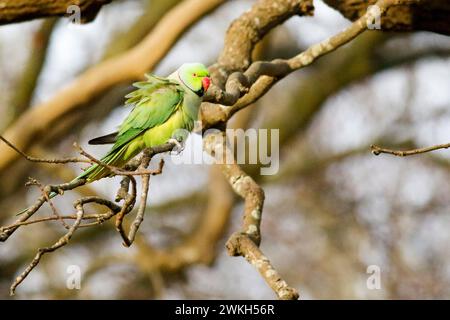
[142,109,190,147]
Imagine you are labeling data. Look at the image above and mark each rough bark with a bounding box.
[0,0,113,25]
[323,0,450,36]
[211,0,314,86]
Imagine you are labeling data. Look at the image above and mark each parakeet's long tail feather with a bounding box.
[88,132,118,145]
[15,191,58,216]
[76,144,129,182]
[15,144,130,216]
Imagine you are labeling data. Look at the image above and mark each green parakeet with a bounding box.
[18,63,210,214]
[79,62,211,182]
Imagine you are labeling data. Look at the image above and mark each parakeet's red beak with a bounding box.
[202,77,211,92]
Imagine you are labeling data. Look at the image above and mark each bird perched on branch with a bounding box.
[17,63,210,214]
[82,62,210,182]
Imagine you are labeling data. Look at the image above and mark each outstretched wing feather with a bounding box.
[105,81,183,157]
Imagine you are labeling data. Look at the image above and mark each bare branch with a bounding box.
[323,0,450,36]
[115,149,164,247]
[201,0,420,129]
[26,178,70,230]
[204,131,297,299]
[0,0,114,25]
[0,137,170,247]
[10,200,85,296]
[371,143,450,157]
[226,233,299,300]
[0,178,87,242]
[132,165,233,273]
[75,143,167,176]
[115,174,137,245]
[125,154,163,246]
[0,135,89,164]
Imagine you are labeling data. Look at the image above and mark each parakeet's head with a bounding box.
[177,63,211,97]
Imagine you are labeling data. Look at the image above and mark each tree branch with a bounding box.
[203,131,298,299]
[371,143,450,157]
[323,0,450,36]
[133,165,234,273]
[0,137,170,294]
[201,0,418,129]
[0,0,113,25]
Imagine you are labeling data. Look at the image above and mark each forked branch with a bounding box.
[204,131,298,300]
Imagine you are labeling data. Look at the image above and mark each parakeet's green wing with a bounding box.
[108,76,183,156]
[78,75,184,181]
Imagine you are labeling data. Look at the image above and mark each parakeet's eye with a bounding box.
[193,73,197,77]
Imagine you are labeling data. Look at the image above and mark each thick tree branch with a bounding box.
[0,0,113,25]
[201,0,417,129]
[323,0,450,36]
[210,0,314,86]
[226,233,299,300]
[201,0,418,300]
[203,131,297,299]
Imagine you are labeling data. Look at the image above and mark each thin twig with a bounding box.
[75,143,167,176]
[371,143,450,157]
[1,214,107,229]
[115,175,137,245]
[122,154,164,247]
[0,135,89,164]
[8,196,123,295]
[10,201,85,295]
[27,178,70,230]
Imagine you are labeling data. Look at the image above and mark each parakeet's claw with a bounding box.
[168,138,184,155]
[168,138,183,149]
